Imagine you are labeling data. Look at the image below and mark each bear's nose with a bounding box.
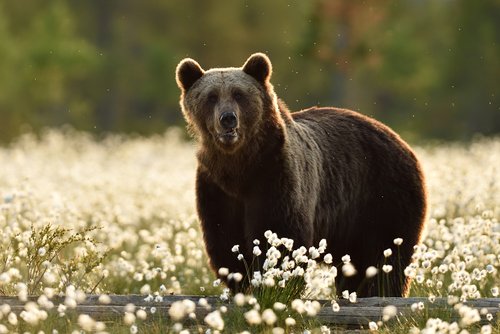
[219,111,237,129]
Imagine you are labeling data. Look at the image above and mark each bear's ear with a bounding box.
[242,53,272,84]
[176,58,205,92]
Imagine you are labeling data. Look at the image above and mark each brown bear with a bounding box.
[175,53,427,297]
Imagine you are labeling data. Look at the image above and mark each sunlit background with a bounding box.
[0,0,498,143]
[0,2,499,332]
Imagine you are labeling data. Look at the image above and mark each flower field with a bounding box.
[0,129,498,333]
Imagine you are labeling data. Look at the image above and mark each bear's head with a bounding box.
[176,53,280,154]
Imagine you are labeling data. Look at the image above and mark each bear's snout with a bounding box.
[219,111,238,130]
[215,110,240,148]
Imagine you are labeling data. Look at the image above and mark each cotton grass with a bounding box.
[0,130,498,333]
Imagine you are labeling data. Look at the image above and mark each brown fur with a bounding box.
[176,53,427,297]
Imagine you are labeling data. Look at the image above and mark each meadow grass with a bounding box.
[0,129,498,333]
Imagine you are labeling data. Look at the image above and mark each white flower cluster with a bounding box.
[0,131,498,333]
[233,232,338,298]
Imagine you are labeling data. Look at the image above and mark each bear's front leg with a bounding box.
[196,169,247,291]
[243,194,314,269]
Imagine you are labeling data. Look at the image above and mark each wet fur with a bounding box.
[176,53,427,297]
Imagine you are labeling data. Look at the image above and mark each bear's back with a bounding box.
[288,106,425,243]
[290,106,418,169]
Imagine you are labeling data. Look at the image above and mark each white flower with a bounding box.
[244,309,261,325]
[264,277,275,287]
[231,245,239,253]
[291,299,305,313]
[285,317,296,326]
[458,305,481,326]
[393,238,403,246]
[491,287,498,297]
[204,310,224,331]
[291,266,305,277]
[309,247,320,259]
[168,300,195,321]
[304,300,321,317]
[262,309,277,325]
[365,266,378,278]
[57,304,67,316]
[272,327,285,334]
[16,282,28,302]
[37,295,54,309]
[198,298,209,308]
[383,248,392,257]
[282,238,294,250]
[218,267,229,276]
[253,239,260,245]
[273,302,286,311]
[382,305,397,321]
[320,325,331,334]
[0,273,10,285]
[253,246,262,256]
[369,321,378,330]
[98,294,111,304]
[324,253,333,264]
[382,265,393,273]
[123,312,135,325]
[342,263,357,277]
[411,303,419,312]
[136,309,147,320]
[140,284,151,294]
[341,254,351,263]
[130,325,138,334]
[264,230,272,239]
[38,247,47,256]
[1,304,11,314]
[234,293,245,306]
[331,301,340,312]
[64,297,76,309]
[481,325,492,334]
[349,292,357,303]
[212,279,221,287]
[237,254,244,261]
[220,288,230,301]
[232,272,243,282]
[7,312,17,325]
[78,314,96,331]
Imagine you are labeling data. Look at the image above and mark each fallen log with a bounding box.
[0,295,498,328]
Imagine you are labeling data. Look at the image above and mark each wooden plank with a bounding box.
[0,295,498,327]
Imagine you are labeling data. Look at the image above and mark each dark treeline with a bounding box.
[0,0,498,142]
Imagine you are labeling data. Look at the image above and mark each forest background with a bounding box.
[0,0,498,143]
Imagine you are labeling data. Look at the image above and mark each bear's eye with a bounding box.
[207,93,218,104]
[233,91,244,102]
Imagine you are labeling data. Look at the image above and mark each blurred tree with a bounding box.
[0,0,99,141]
[443,0,500,139]
[0,0,498,142]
